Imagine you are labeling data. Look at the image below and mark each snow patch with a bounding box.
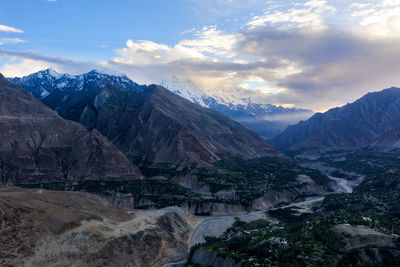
[46,68,63,79]
[57,82,67,89]
[91,68,126,77]
[40,89,50,99]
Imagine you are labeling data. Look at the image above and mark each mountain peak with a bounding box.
[87,68,126,77]
[42,68,63,79]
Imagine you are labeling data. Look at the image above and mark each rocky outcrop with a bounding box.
[0,187,197,267]
[0,74,142,185]
[171,174,212,196]
[251,182,330,210]
[334,224,397,250]
[190,247,243,267]
[272,87,400,151]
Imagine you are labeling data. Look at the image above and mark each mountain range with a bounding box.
[0,73,142,185]
[162,77,313,139]
[272,87,400,152]
[8,69,280,168]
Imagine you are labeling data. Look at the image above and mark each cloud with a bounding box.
[350,0,400,38]
[247,0,336,31]
[1,0,400,112]
[180,28,196,35]
[0,50,99,77]
[113,40,205,65]
[0,38,26,46]
[179,26,241,58]
[0,25,23,33]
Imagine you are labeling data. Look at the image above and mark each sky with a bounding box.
[1,0,400,111]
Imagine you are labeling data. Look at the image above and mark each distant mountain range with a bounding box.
[9,69,280,167]
[162,77,313,139]
[272,87,400,152]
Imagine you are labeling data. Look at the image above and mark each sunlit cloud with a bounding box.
[247,0,336,31]
[0,25,23,33]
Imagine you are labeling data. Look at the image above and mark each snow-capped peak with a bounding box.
[9,68,144,101]
[161,77,209,107]
[45,68,63,79]
[88,68,126,77]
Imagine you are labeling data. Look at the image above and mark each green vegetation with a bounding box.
[190,150,400,266]
[139,157,331,206]
[192,213,346,266]
[193,157,330,202]
[19,156,332,211]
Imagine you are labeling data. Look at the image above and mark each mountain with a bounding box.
[10,70,281,167]
[0,73,142,185]
[9,68,146,123]
[161,77,313,139]
[272,87,400,151]
[9,68,145,100]
[370,127,400,151]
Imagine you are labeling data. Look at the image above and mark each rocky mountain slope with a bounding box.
[0,73,142,185]
[370,127,400,151]
[92,84,280,167]
[0,186,196,267]
[272,87,400,151]
[9,70,281,167]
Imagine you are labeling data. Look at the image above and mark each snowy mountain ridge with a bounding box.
[9,68,144,100]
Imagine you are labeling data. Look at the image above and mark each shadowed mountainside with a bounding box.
[0,73,142,185]
[272,87,400,151]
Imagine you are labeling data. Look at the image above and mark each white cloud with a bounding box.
[180,28,196,35]
[0,58,51,77]
[247,0,336,31]
[112,26,242,66]
[350,0,400,37]
[179,26,241,58]
[0,25,23,33]
[112,40,205,65]
[0,38,26,46]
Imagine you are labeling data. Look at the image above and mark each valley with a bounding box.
[1,69,400,266]
[2,0,400,265]
[189,150,400,266]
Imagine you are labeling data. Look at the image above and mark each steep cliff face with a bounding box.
[0,74,142,185]
[272,87,400,151]
[0,187,197,267]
